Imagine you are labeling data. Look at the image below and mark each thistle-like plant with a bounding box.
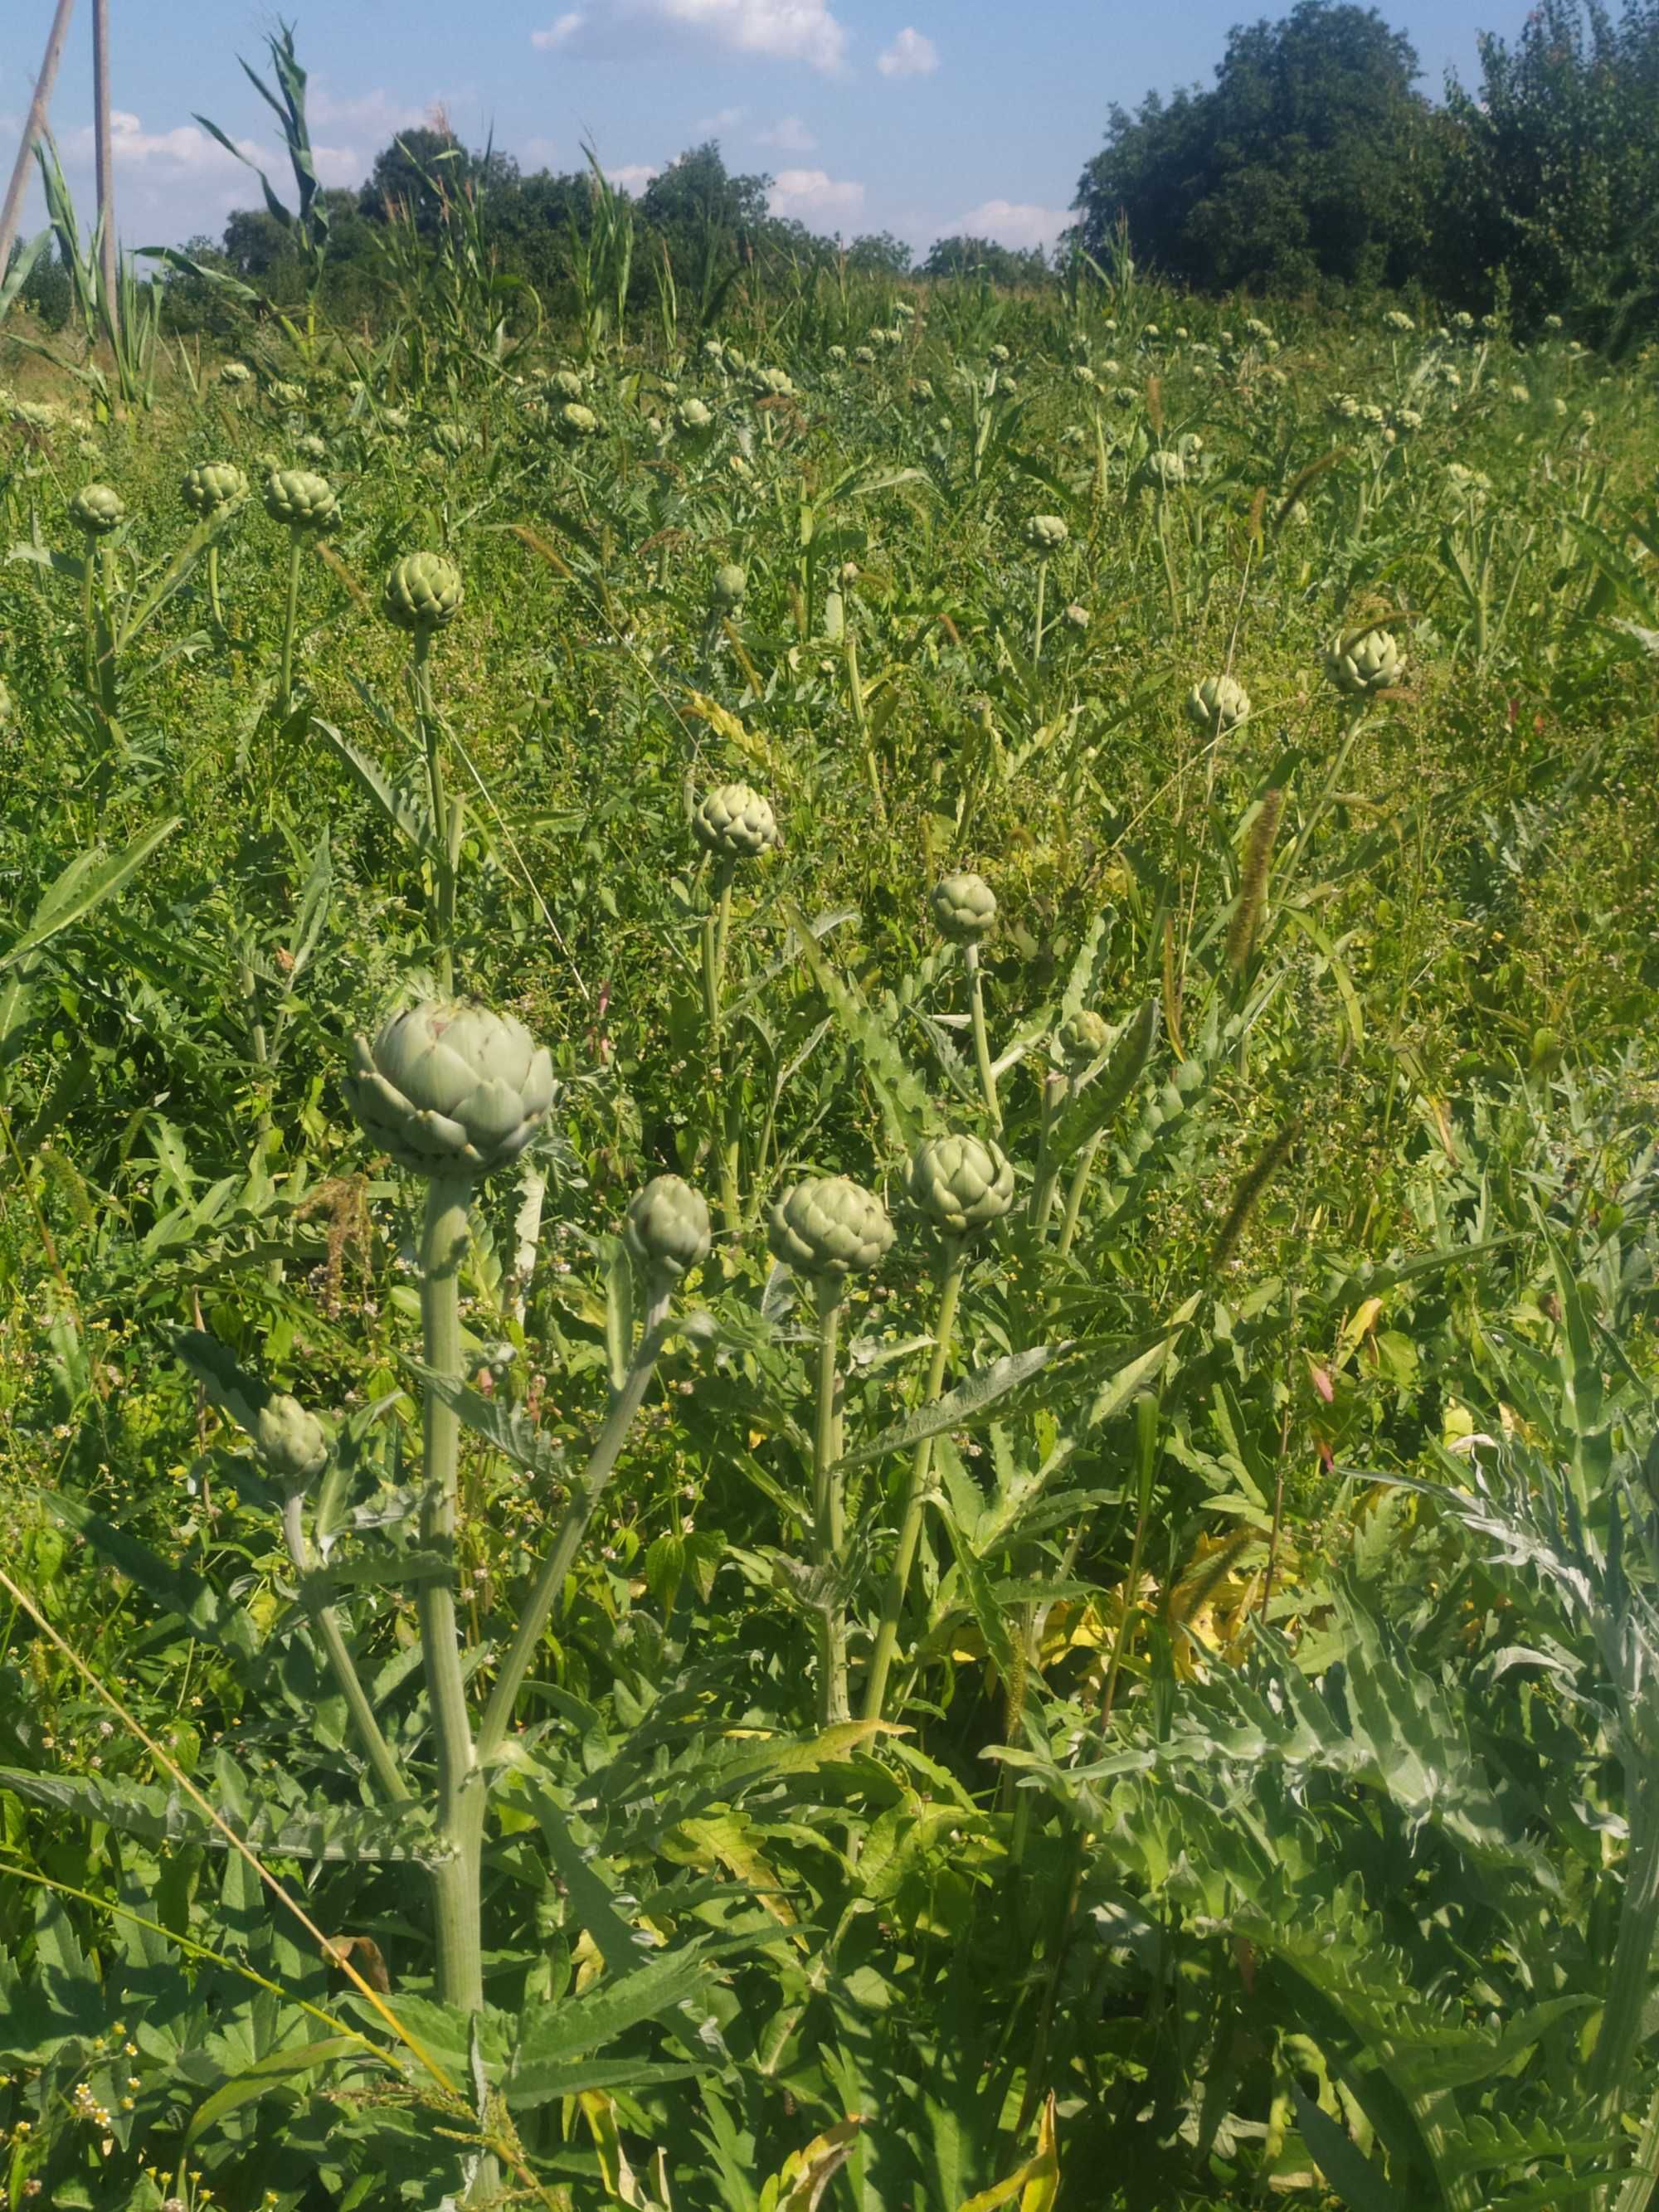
[1023,513,1069,661]
[264,467,339,719]
[383,551,466,990]
[932,871,1002,1128]
[768,1174,895,1724]
[69,483,124,710]
[863,1133,1013,1720]
[181,461,248,630]
[693,781,780,1237]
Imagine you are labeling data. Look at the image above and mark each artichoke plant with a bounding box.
[181,461,247,518]
[625,1175,713,1281]
[558,401,601,439]
[384,551,465,634]
[1024,513,1068,554]
[931,872,997,946]
[909,1134,1016,1238]
[712,562,747,609]
[693,783,779,862]
[263,469,338,533]
[1185,674,1252,737]
[1323,625,1404,695]
[344,1000,554,1182]
[69,483,124,537]
[767,1176,894,1281]
[1056,1008,1110,1074]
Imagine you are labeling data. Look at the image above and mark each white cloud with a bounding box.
[518,134,563,168]
[756,114,815,150]
[308,86,430,137]
[877,26,937,77]
[533,0,848,71]
[61,110,264,175]
[604,162,660,190]
[769,166,864,221]
[954,198,1069,250]
[533,11,587,46]
[696,105,748,133]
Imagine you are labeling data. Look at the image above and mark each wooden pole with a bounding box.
[0,0,79,280]
[92,0,119,338]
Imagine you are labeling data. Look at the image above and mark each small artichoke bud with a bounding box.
[547,367,586,401]
[557,401,601,438]
[70,483,124,537]
[712,562,747,609]
[181,461,248,518]
[1063,602,1090,631]
[345,999,555,1180]
[1056,1009,1110,1074]
[908,1134,1015,1237]
[1322,625,1404,695]
[251,1394,332,1492]
[675,396,714,433]
[693,782,779,860]
[1024,513,1069,555]
[383,551,465,634]
[264,468,339,533]
[1185,674,1252,737]
[625,1174,712,1281]
[767,1176,894,1280]
[930,871,997,946]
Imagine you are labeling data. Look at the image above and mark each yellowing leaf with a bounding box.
[684,688,777,772]
[1336,1296,1384,1366]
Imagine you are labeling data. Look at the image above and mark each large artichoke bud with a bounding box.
[264,468,339,533]
[711,562,747,609]
[1322,625,1404,695]
[931,871,997,946]
[557,401,601,439]
[625,1174,713,1281]
[1185,673,1251,737]
[70,483,124,537]
[181,461,248,518]
[1024,513,1069,555]
[383,551,464,634]
[908,1134,1015,1237]
[1056,1009,1110,1074]
[693,782,779,861]
[767,1176,894,1281]
[344,999,554,1179]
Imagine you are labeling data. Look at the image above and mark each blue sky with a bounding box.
[5,0,1513,259]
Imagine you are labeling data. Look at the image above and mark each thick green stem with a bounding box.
[862,1245,967,1723]
[278,532,304,720]
[207,541,224,632]
[1592,1770,1659,2169]
[477,1281,673,1766]
[412,628,458,995]
[1033,559,1047,664]
[80,558,96,698]
[811,1279,849,1728]
[96,542,118,717]
[280,1494,410,1804]
[1029,1073,1067,1232]
[965,943,1002,1131]
[1056,1131,1104,1267]
[417,1174,483,2014]
[701,864,742,1240]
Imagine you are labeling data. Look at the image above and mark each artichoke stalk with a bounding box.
[476,1179,711,1766]
[265,469,338,722]
[387,555,467,992]
[932,874,1002,1130]
[862,1135,1014,1721]
[346,1002,553,2018]
[694,786,778,1238]
[768,1178,894,1726]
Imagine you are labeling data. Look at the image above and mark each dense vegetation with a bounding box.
[2,18,1659,2212]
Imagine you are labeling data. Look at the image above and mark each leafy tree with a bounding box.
[845,231,914,275]
[1073,0,1442,292]
[359,125,475,229]
[922,234,1050,284]
[1441,0,1659,342]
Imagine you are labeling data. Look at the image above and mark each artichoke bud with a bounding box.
[711,562,747,609]
[557,401,601,438]
[1322,625,1404,695]
[70,483,124,537]
[1024,513,1069,555]
[930,871,997,946]
[693,782,779,861]
[251,1394,332,1492]
[767,1176,894,1281]
[344,999,555,1179]
[908,1134,1015,1237]
[1185,673,1251,736]
[264,468,339,533]
[383,550,465,634]
[625,1174,713,1282]
[1056,1009,1111,1074]
[181,461,248,518]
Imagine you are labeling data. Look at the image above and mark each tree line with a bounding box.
[11,0,1658,343]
